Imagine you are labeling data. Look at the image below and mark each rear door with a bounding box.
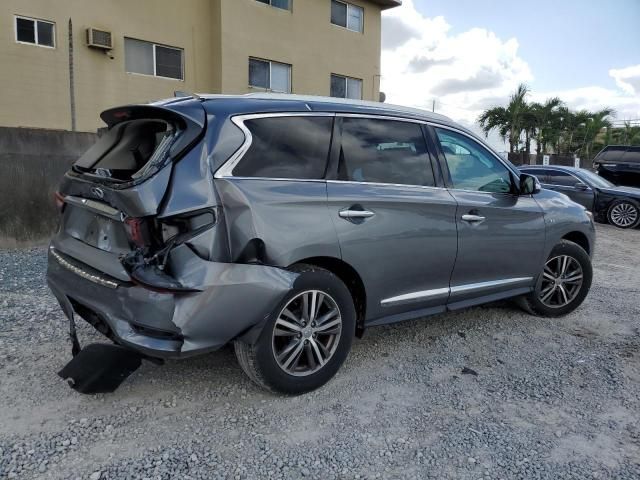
[431,126,546,308]
[326,116,458,324]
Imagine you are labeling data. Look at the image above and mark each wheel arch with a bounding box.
[562,231,591,256]
[289,256,367,337]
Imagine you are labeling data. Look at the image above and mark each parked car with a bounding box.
[47,94,595,395]
[593,145,640,188]
[519,165,640,229]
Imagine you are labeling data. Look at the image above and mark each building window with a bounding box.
[249,58,291,93]
[255,0,291,10]
[124,38,184,80]
[15,16,55,48]
[330,74,362,99]
[331,0,363,33]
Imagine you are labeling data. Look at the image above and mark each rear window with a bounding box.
[232,116,333,179]
[74,119,176,181]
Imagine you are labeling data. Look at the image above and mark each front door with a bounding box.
[326,117,458,323]
[431,126,546,308]
[543,169,595,211]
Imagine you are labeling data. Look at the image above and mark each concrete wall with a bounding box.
[0,127,96,246]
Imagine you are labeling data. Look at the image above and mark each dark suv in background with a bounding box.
[48,94,595,394]
[593,145,640,188]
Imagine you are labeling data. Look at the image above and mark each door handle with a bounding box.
[339,209,375,219]
[461,214,486,222]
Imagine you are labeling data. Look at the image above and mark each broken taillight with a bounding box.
[54,191,66,212]
[123,217,148,247]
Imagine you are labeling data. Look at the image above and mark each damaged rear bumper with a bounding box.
[47,243,297,359]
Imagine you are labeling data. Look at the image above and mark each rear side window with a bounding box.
[338,118,435,187]
[233,116,333,179]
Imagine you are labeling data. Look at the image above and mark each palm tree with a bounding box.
[577,108,615,160]
[529,97,563,155]
[478,83,529,154]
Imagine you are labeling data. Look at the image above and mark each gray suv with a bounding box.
[47,94,595,394]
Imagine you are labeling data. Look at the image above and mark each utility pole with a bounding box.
[432,99,435,113]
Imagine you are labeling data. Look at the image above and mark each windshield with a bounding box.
[577,170,615,188]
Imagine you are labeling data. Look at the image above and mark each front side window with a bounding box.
[547,170,579,187]
[331,74,362,100]
[233,116,333,179]
[436,128,513,193]
[249,58,291,93]
[125,38,184,80]
[255,0,291,10]
[331,1,363,32]
[338,118,436,187]
[15,16,55,47]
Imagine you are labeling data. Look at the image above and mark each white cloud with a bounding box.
[380,0,640,150]
[609,65,640,95]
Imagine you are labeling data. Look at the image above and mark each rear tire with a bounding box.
[607,199,640,229]
[517,240,592,317]
[234,264,355,394]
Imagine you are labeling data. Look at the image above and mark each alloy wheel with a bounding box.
[610,202,638,228]
[272,290,342,376]
[539,255,584,308]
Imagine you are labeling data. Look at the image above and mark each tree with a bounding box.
[529,97,563,155]
[478,83,529,153]
[577,108,615,160]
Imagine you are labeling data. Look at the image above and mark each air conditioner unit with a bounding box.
[86,28,113,50]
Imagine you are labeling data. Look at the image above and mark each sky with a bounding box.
[380,0,640,151]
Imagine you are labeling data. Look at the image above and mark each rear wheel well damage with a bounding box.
[562,231,590,255]
[290,256,367,337]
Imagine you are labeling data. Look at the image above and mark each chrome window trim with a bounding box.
[326,179,447,191]
[214,112,335,179]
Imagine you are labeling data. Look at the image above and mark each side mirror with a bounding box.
[519,173,541,195]
[574,181,589,191]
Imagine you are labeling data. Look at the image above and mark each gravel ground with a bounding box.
[1,224,639,480]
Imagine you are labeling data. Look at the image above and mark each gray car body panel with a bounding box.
[47,94,596,360]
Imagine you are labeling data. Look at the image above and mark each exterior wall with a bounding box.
[0,0,215,132]
[219,0,382,100]
[0,0,386,133]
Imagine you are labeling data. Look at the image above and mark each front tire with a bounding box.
[517,240,592,317]
[607,199,640,229]
[234,264,355,394]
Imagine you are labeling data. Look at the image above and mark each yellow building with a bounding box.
[0,0,400,132]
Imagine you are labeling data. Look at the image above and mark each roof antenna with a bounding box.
[174,90,204,102]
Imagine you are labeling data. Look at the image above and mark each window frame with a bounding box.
[124,37,184,81]
[248,57,292,93]
[254,0,292,11]
[214,113,519,190]
[215,112,335,180]
[335,116,438,188]
[429,123,521,195]
[330,74,363,100]
[543,168,586,188]
[14,15,56,49]
[331,0,364,33]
